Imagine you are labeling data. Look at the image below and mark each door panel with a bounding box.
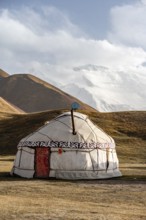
[35,148,50,178]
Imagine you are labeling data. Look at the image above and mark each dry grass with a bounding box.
[0,110,146,220]
[0,156,146,220]
[0,69,9,77]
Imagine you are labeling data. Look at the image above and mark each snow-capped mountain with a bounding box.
[60,64,146,112]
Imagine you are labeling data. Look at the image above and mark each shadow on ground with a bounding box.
[0,171,146,184]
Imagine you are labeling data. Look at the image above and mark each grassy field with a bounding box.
[0,110,146,219]
[0,156,146,220]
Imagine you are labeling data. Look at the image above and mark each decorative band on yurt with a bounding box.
[18,140,115,149]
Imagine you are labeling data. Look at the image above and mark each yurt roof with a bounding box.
[56,112,88,120]
[18,111,115,149]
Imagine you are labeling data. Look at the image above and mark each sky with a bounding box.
[0,0,146,86]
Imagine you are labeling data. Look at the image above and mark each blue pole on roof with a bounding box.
[71,102,80,135]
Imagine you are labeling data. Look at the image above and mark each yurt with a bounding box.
[11,111,122,179]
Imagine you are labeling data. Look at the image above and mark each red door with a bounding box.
[35,148,50,178]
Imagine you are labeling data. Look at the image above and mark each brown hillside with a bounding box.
[0,69,9,78]
[0,74,96,113]
[0,110,146,164]
[0,97,25,114]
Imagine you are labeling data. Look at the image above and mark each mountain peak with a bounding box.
[73,64,109,72]
[60,64,146,112]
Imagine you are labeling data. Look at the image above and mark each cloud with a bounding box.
[108,0,146,49]
[0,9,38,51]
[141,0,146,5]
[0,3,146,85]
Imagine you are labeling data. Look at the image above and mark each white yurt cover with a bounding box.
[11,112,122,179]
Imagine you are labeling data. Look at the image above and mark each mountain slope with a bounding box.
[0,97,24,114]
[0,74,96,113]
[0,69,9,79]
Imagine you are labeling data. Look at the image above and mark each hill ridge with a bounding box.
[0,73,96,113]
